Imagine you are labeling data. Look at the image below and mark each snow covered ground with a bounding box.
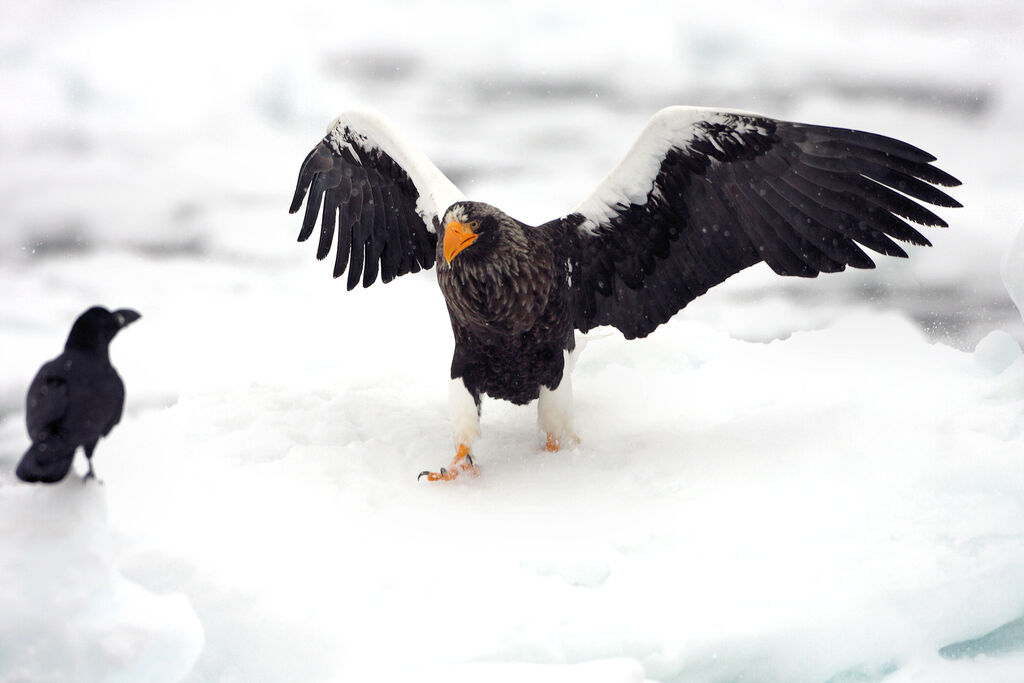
[2,0,1024,681]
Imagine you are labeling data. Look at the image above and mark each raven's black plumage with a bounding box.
[288,107,961,478]
[16,306,140,484]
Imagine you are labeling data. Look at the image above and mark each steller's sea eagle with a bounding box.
[289,107,960,481]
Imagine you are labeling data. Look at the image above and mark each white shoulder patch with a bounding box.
[327,110,466,231]
[570,106,769,234]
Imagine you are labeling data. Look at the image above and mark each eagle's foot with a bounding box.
[418,444,479,482]
[545,433,580,453]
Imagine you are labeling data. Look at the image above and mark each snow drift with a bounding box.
[0,478,202,682]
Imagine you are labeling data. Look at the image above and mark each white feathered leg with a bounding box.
[420,377,481,481]
[448,377,480,449]
[538,350,581,452]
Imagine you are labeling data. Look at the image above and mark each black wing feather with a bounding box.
[563,110,960,339]
[290,129,439,288]
[372,181,402,283]
[317,188,338,261]
[299,173,327,243]
[333,197,353,279]
[346,198,367,291]
[289,146,323,214]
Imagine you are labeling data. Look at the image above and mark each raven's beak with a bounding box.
[443,221,478,264]
[113,309,142,328]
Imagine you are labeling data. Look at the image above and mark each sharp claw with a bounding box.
[417,467,454,482]
[418,448,480,482]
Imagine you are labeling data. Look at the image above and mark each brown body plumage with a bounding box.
[436,202,574,406]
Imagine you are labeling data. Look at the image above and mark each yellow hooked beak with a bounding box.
[443,221,478,264]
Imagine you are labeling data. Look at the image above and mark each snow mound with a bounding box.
[0,478,203,682]
[65,307,1024,683]
[419,658,648,683]
[974,330,1022,375]
[1002,224,1024,325]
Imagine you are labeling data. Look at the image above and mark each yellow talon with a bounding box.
[418,444,480,481]
[545,433,579,452]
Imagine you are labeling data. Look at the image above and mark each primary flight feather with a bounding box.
[289,107,960,481]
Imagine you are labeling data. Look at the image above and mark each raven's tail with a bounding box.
[16,440,76,483]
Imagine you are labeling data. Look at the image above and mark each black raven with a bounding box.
[289,108,960,481]
[16,306,141,484]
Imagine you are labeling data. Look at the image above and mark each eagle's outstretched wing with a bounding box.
[561,106,961,339]
[289,110,465,290]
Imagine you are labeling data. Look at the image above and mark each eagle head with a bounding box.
[440,202,506,265]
